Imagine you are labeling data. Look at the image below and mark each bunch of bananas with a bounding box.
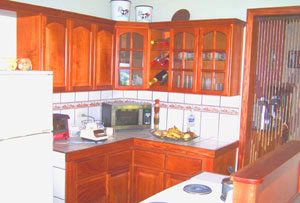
[153,126,197,141]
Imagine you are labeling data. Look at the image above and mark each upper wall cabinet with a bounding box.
[16,8,114,92]
[149,19,245,96]
[197,23,244,96]
[115,25,148,89]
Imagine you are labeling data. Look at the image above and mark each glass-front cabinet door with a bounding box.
[116,29,147,89]
[199,27,229,94]
[171,29,197,92]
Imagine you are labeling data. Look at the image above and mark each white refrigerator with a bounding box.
[0,71,53,203]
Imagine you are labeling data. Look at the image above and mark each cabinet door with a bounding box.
[70,20,93,91]
[108,167,131,203]
[76,175,106,203]
[43,16,69,92]
[171,28,197,92]
[94,25,114,90]
[115,29,147,89]
[133,167,164,203]
[198,26,230,95]
[165,173,189,189]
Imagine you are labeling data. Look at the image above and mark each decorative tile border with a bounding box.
[53,98,239,115]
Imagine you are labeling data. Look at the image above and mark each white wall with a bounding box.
[131,0,300,22]
[11,0,300,22]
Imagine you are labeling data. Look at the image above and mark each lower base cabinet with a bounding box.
[61,139,238,203]
[108,167,131,203]
[133,167,164,203]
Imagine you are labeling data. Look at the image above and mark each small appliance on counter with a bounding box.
[80,116,108,142]
[53,113,70,140]
[102,102,152,130]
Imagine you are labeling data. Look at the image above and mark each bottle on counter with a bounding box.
[148,70,168,86]
[154,99,160,131]
[187,111,195,132]
[150,38,170,46]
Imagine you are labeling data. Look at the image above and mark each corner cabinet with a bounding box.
[115,26,148,89]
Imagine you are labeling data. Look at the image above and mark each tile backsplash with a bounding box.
[53,90,241,142]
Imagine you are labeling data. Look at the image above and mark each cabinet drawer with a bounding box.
[166,154,202,175]
[75,155,107,180]
[108,150,132,171]
[134,149,165,170]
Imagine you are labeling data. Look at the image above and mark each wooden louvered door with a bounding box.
[239,6,300,169]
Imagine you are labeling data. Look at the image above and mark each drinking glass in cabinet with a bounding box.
[172,71,181,88]
[119,69,130,86]
[215,52,226,61]
[119,51,130,67]
[213,73,225,91]
[132,69,143,86]
[183,74,193,89]
[202,52,213,61]
[132,51,143,67]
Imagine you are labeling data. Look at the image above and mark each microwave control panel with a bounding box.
[143,108,151,125]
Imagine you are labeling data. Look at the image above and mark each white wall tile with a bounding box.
[153,91,168,102]
[113,90,124,99]
[101,90,113,100]
[53,110,61,114]
[74,108,88,127]
[200,112,219,139]
[168,92,184,103]
[138,90,152,100]
[167,108,184,131]
[88,106,101,122]
[185,94,202,105]
[202,95,220,106]
[61,92,75,103]
[61,109,75,127]
[75,92,88,102]
[124,90,138,99]
[53,93,61,104]
[219,114,240,141]
[89,91,101,101]
[183,110,201,137]
[220,96,241,108]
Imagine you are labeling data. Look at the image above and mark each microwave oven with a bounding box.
[102,102,152,130]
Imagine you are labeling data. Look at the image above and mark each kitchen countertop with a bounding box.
[53,129,238,154]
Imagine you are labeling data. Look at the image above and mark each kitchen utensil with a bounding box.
[220,178,233,201]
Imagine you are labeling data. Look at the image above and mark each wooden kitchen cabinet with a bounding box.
[165,173,190,188]
[15,4,114,92]
[149,19,244,95]
[108,167,131,203]
[107,150,132,203]
[115,24,148,89]
[133,166,164,203]
[197,22,244,96]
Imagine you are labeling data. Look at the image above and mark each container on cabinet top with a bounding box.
[111,0,131,21]
[135,5,153,22]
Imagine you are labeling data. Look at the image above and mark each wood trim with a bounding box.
[231,141,300,203]
[232,141,300,184]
